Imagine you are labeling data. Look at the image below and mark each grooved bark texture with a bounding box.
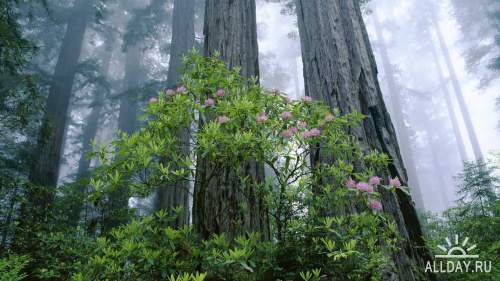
[28,0,92,212]
[203,0,260,79]
[166,0,195,88]
[295,1,435,280]
[193,0,269,241]
[153,0,195,227]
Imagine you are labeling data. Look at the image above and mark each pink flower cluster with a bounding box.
[356,182,374,193]
[280,111,293,120]
[302,96,313,102]
[369,200,383,211]
[256,112,268,124]
[149,97,158,104]
[345,178,357,189]
[177,85,187,93]
[217,116,230,124]
[302,128,320,139]
[216,89,225,97]
[297,121,307,129]
[345,176,382,193]
[389,177,401,187]
[165,89,175,97]
[344,176,402,212]
[204,98,215,107]
[369,176,381,186]
[281,126,298,139]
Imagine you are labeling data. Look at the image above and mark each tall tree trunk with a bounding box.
[295,1,435,280]
[193,0,269,241]
[70,40,115,225]
[166,0,195,88]
[432,13,484,162]
[117,45,142,135]
[425,126,451,209]
[27,0,93,219]
[372,10,425,210]
[102,44,143,232]
[153,0,195,227]
[429,33,468,163]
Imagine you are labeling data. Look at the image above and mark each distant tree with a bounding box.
[455,160,499,217]
[450,0,500,88]
[27,0,95,219]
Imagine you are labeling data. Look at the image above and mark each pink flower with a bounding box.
[216,89,225,97]
[297,121,307,129]
[302,96,313,102]
[280,111,293,119]
[165,89,175,97]
[217,116,230,124]
[302,128,321,139]
[324,114,335,122]
[256,112,268,124]
[148,97,158,104]
[176,85,187,93]
[368,176,381,186]
[281,129,294,139]
[204,98,215,107]
[356,182,374,193]
[289,126,298,133]
[389,177,401,187]
[369,199,383,211]
[345,178,357,189]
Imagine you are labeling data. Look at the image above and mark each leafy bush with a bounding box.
[0,255,29,281]
[73,52,406,280]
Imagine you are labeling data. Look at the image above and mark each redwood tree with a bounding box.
[193,0,269,240]
[295,0,435,280]
[153,0,196,227]
[28,0,94,219]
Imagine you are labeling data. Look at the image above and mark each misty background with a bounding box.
[12,0,500,215]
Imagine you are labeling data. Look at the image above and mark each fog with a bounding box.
[48,0,499,214]
[256,0,500,213]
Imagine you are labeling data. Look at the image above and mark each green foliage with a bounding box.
[70,52,404,280]
[5,53,406,280]
[0,255,29,281]
[455,160,499,216]
[421,158,500,281]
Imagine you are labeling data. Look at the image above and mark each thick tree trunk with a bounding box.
[295,1,435,280]
[372,10,425,210]
[432,13,484,162]
[153,0,195,227]
[166,0,195,88]
[27,0,92,217]
[193,0,269,241]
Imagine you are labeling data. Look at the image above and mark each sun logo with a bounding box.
[436,234,479,259]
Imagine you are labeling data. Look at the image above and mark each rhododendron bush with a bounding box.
[78,53,408,280]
